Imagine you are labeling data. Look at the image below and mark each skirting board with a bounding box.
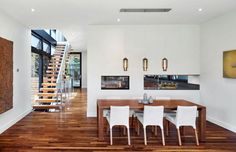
[0,108,32,134]
[207,116,236,133]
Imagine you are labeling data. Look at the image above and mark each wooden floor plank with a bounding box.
[0,89,236,151]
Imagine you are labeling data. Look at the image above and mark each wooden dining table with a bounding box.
[97,99,206,142]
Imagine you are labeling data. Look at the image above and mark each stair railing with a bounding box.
[56,42,70,106]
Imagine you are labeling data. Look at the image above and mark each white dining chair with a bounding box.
[165,106,199,146]
[136,106,165,145]
[106,106,131,145]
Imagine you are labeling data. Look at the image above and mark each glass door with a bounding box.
[68,53,82,88]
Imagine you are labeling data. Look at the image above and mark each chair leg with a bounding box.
[165,120,169,136]
[127,127,131,145]
[161,129,165,146]
[106,124,109,135]
[155,126,157,136]
[151,126,154,133]
[123,126,126,135]
[194,129,199,146]
[177,129,182,146]
[110,127,113,145]
[137,122,140,135]
[144,127,147,145]
[131,115,134,128]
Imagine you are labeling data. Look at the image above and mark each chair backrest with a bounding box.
[176,106,197,128]
[143,106,164,127]
[155,96,171,100]
[110,106,129,127]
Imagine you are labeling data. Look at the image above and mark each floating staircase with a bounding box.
[33,44,66,111]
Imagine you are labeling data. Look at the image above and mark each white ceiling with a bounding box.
[1,0,236,51]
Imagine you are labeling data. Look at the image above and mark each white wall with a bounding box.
[200,10,236,132]
[87,25,200,116]
[82,52,87,88]
[0,11,31,133]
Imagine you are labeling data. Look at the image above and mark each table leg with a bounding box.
[198,108,206,142]
[98,107,104,141]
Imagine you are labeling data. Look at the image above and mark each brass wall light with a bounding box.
[143,58,148,71]
[123,57,128,71]
[162,58,168,71]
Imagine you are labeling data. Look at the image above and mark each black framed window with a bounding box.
[31,34,42,50]
[31,30,56,91]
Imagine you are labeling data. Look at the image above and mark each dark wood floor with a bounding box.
[0,89,236,152]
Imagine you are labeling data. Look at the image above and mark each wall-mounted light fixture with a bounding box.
[162,58,168,71]
[123,57,128,71]
[143,58,148,71]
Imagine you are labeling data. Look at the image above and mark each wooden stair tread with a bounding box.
[48,67,60,69]
[35,99,57,103]
[44,80,56,82]
[42,83,57,86]
[46,74,57,77]
[38,93,58,97]
[40,88,57,91]
[33,105,60,109]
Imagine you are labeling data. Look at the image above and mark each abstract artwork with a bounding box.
[0,37,13,114]
[223,50,236,78]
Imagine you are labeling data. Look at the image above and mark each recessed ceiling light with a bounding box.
[117,18,121,22]
[198,8,203,12]
[31,8,35,12]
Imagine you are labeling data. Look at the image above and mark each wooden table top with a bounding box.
[97,99,206,110]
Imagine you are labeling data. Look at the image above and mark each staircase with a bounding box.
[33,44,66,110]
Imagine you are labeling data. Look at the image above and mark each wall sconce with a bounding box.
[162,58,168,71]
[123,57,128,71]
[143,58,148,71]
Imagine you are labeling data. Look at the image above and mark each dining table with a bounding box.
[97,99,206,142]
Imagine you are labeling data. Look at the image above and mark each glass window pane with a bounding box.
[51,30,56,39]
[31,53,40,101]
[43,56,50,77]
[43,42,50,53]
[51,45,55,55]
[45,29,50,35]
[31,35,42,49]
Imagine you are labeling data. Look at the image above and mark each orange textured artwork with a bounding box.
[223,50,236,78]
[0,37,13,114]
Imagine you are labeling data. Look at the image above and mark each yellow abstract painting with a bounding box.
[223,50,236,78]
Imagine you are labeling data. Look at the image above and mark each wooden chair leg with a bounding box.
[144,127,147,145]
[177,129,182,146]
[131,115,134,128]
[161,129,165,146]
[106,125,109,135]
[194,129,199,146]
[165,120,169,136]
[127,127,131,145]
[110,128,113,145]
[151,126,154,133]
[137,121,140,135]
[123,126,126,135]
[155,126,157,136]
